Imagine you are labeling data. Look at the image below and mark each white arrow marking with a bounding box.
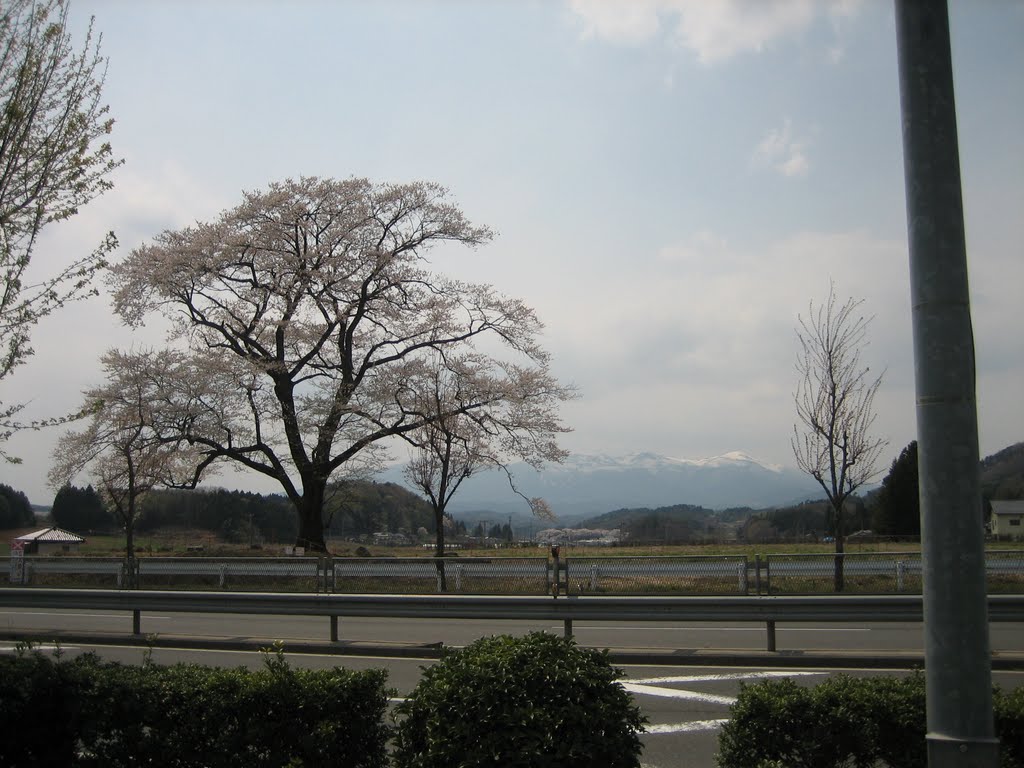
[621,682,737,705]
[644,719,730,734]
[630,670,825,685]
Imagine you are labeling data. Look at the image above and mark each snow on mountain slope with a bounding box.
[379,450,820,520]
[557,450,783,473]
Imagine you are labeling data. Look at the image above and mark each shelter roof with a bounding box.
[14,527,86,543]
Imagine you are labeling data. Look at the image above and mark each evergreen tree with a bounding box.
[0,483,34,528]
[871,441,920,536]
[51,484,108,532]
[0,495,11,529]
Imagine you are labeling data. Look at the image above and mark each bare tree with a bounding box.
[0,0,120,448]
[791,283,887,591]
[48,349,205,562]
[109,177,562,553]
[401,353,569,587]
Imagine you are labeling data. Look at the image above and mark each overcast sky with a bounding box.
[1,0,1021,506]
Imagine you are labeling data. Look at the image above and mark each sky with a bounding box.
[1,0,1022,506]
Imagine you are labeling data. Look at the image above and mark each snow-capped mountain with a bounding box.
[564,450,784,473]
[379,451,822,522]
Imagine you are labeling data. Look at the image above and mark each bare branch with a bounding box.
[401,351,575,557]
[791,282,887,587]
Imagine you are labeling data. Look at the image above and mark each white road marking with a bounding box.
[0,611,172,620]
[630,670,825,685]
[645,719,730,734]
[621,682,736,705]
[0,644,78,653]
[624,669,829,736]
[555,625,870,632]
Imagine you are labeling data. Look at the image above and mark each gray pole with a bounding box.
[894,2,997,765]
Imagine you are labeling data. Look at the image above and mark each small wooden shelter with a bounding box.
[13,526,86,555]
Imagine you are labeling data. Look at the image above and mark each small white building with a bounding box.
[13,527,86,555]
[990,500,1024,540]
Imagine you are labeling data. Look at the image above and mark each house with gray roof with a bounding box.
[990,500,1024,540]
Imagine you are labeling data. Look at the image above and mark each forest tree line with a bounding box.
[48,481,444,543]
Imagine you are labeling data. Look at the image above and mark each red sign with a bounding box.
[10,539,24,551]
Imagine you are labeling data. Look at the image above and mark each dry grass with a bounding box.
[5,527,1024,559]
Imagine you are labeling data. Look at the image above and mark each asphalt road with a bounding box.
[4,639,1024,768]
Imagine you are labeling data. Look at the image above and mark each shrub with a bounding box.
[718,672,1024,768]
[392,632,647,768]
[995,686,1024,768]
[0,645,391,768]
[0,646,82,766]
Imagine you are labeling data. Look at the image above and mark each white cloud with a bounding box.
[567,0,662,45]
[671,0,816,64]
[656,230,730,265]
[567,0,861,64]
[752,119,810,177]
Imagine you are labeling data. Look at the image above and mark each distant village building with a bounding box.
[990,500,1024,540]
[13,527,85,555]
[536,528,621,546]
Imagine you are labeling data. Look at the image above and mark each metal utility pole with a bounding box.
[894,2,997,765]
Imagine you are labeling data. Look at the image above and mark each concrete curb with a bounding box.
[4,629,1024,670]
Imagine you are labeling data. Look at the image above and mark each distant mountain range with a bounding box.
[379,450,824,524]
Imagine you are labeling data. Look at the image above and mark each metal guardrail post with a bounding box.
[121,558,139,590]
[551,546,572,636]
[755,555,762,596]
[766,620,777,652]
[321,557,337,638]
[317,558,326,594]
[550,546,561,597]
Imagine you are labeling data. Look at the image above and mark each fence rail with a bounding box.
[5,551,1024,596]
[1,587,1022,652]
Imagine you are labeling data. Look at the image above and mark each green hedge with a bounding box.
[717,673,1024,768]
[0,645,391,768]
[392,632,647,768]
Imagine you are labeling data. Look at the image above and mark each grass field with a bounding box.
[4,526,1024,559]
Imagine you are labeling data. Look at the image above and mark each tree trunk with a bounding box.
[124,521,137,589]
[833,508,845,593]
[295,482,328,553]
[434,509,448,591]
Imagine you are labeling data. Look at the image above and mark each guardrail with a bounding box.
[564,555,749,595]
[764,552,926,594]
[1,588,1023,652]
[5,551,1024,596]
